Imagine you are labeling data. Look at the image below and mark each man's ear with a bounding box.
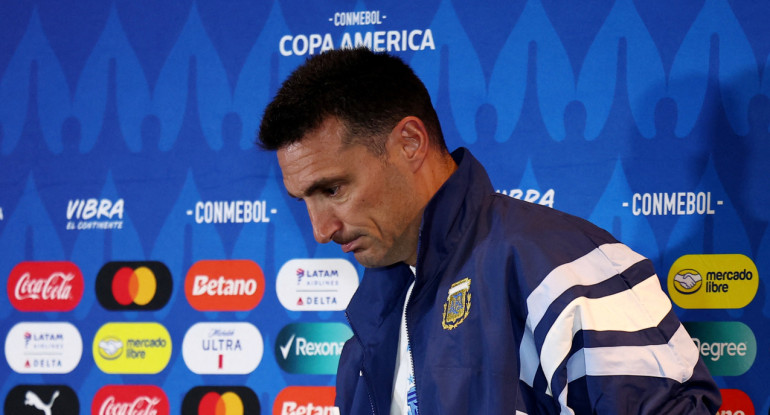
[389,116,429,172]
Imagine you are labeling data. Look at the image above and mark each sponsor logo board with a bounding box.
[185,259,265,311]
[276,259,358,311]
[273,386,337,415]
[96,261,172,310]
[91,385,169,415]
[684,321,756,376]
[4,322,83,374]
[668,254,758,309]
[275,322,351,374]
[182,322,263,374]
[4,385,79,415]
[182,386,260,415]
[8,261,84,312]
[92,322,172,374]
[717,389,754,415]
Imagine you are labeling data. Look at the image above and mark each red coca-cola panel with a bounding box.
[8,261,84,312]
[92,385,170,415]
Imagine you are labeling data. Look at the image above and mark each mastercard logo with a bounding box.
[96,261,172,310]
[182,387,260,415]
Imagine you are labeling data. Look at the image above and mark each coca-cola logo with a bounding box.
[7,262,84,312]
[91,385,169,415]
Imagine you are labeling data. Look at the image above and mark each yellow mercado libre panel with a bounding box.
[668,254,759,309]
[92,322,172,374]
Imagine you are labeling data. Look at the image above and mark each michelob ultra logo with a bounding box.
[96,261,172,310]
[93,322,172,374]
[4,322,83,374]
[273,386,337,415]
[718,389,754,415]
[8,261,84,311]
[275,322,352,374]
[182,386,260,415]
[92,385,169,415]
[185,259,265,311]
[182,322,263,374]
[683,321,756,376]
[668,254,758,309]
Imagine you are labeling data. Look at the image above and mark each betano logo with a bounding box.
[717,389,754,415]
[185,259,265,311]
[275,323,352,375]
[7,261,84,312]
[683,321,756,376]
[667,254,758,309]
[92,385,169,415]
[96,262,172,310]
[93,322,172,374]
[273,386,337,415]
[276,259,359,311]
[182,386,260,415]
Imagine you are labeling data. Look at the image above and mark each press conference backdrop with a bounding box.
[1,0,767,413]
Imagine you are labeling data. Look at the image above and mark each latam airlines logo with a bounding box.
[185,260,265,311]
[182,322,263,374]
[182,386,260,415]
[273,387,337,415]
[93,322,172,374]
[4,322,83,374]
[276,259,359,311]
[92,385,170,415]
[8,261,84,311]
[275,323,351,375]
[4,385,79,415]
[66,198,124,230]
[668,254,758,309]
[96,262,172,310]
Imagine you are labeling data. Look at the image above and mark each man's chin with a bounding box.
[352,250,394,269]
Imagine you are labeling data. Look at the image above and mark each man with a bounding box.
[258,48,721,414]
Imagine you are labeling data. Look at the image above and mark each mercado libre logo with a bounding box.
[276,258,359,311]
[7,261,84,312]
[668,254,758,309]
[182,386,260,415]
[273,386,336,415]
[275,322,352,375]
[96,261,172,310]
[184,259,265,311]
[4,384,79,415]
[65,198,124,230]
[684,321,756,377]
[92,385,169,415]
[93,322,172,374]
[182,322,263,375]
[4,322,83,374]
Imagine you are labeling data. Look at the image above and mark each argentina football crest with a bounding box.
[442,278,471,330]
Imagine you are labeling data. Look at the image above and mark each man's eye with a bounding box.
[325,186,340,196]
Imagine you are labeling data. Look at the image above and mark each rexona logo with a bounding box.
[182,322,263,374]
[276,259,359,311]
[92,385,169,415]
[275,322,352,374]
[182,386,260,415]
[683,321,756,376]
[4,322,83,374]
[4,385,79,415]
[93,322,172,374]
[66,198,124,230]
[96,261,172,310]
[273,386,337,415]
[668,254,758,309]
[185,259,265,311]
[8,261,84,311]
[717,389,754,415]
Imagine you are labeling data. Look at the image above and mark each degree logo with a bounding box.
[667,254,758,309]
[683,321,756,376]
[93,322,172,374]
[184,259,265,311]
[182,386,260,415]
[8,261,84,312]
[96,261,172,310]
[92,385,169,415]
[273,386,337,415]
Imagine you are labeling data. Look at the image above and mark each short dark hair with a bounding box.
[258,48,446,155]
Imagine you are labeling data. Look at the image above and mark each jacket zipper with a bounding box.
[345,311,377,415]
[404,227,423,413]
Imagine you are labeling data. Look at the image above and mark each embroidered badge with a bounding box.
[442,278,471,330]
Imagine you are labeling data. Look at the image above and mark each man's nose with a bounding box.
[308,205,341,244]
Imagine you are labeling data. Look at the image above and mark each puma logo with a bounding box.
[24,390,59,415]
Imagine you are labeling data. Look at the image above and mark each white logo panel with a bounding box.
[276,259,359,311]
[182,322,263,374]
[5,322,83,373]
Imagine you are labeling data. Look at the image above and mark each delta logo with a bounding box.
[273,386,337,415]
[185,259,265,311]
[683,321,756,376]
[8,261,84,312]
[93,322,172,374]
[668,254,758,309]
[182,322,263,374]
[4,385,79,415]
[4,322,83,374]
[717,389,754,415]
[92,385,169,415]
[182,386,260,415]
[276,259,359,311]
[96,261,172,310]
[275,322,352,375]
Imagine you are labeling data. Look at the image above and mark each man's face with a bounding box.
[277,118,422,267]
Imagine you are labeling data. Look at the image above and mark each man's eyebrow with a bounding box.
[287,177,341,200]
